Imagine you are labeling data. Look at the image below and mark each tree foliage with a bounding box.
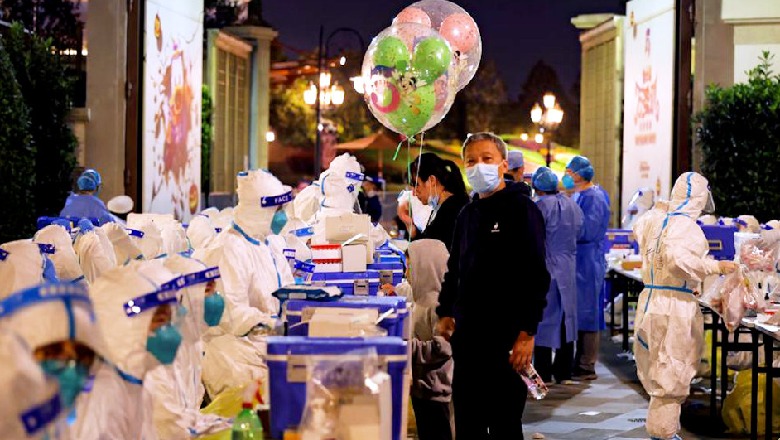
[5,23,78,218]
[0,0,82,50]
[270,78,317,147]
[202,85,213,199]
[517,60,579,147]
[697,52,780,222]
[463,58,507,133]
[0,36,34,242]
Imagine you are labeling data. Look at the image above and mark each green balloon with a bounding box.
[374,37,410,69]
[412,37,452,84]
[387,83,436,137]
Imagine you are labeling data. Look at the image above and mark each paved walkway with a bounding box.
[523,334,734,440]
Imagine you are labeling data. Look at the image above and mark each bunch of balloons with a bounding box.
[361,0,481,139]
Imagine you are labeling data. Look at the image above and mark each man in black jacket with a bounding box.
[437,132,550,439]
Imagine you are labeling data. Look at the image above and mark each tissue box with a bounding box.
[310,271,381,296]
[342,244,368,272]
[267,336,408,440]
[285,296,409,338]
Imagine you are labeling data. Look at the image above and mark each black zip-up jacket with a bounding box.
[436,182,550,351]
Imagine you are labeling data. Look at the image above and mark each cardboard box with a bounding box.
[342,244,368,272]
[325,214,374,263]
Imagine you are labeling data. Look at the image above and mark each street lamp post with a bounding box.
[311,26,365,177]
[530,92,564,168]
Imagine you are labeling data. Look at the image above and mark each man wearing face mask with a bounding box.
[436,132,550,438]
[563,155,611,381]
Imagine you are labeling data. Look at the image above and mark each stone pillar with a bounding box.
[226,26,278,170]
[692,0,734,171]
[85,0,127,200]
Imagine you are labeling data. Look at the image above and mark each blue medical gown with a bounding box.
[574,186,610,332]
[535,193,583,348]
[60,194,111,220]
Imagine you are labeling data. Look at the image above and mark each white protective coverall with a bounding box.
[310,154,365,243]
[145,254,230,439]
[187,214,218,251]
[736,215,760,233]
[0,240,51,293]
[633,172,723,440]
[197,169,294,399]
[101,222,144,265]
[0,327,64,439]
[156,220,189,256]
[132,218,165,259]
[73,225,117,284]
[34,224,85,283]
[73,260,180,440]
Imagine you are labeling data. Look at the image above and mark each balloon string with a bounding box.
[393,136,415,161]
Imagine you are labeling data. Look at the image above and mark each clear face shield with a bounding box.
[703,191,716,215]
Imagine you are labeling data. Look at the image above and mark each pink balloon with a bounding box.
[439,12,478,54]
[395,6,432,28]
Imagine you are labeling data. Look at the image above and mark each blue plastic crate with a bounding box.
[367,262,405,286]
[285,296,409,338]
[267,336,408,440]
[310,270,381,295]
[602,229,638,254]
[701,225,737,261]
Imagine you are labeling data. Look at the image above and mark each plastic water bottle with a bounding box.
[231,403,264,439]
[520,364,549,400]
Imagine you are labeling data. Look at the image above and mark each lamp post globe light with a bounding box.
[530,92,564,167]
[300,26,365,176]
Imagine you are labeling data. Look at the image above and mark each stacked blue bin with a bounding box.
[285,296,409,338]
[267,336,408,440]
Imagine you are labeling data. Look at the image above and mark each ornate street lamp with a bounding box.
[530,92,565,167]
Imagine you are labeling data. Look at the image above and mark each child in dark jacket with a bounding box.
[394,239,453,440]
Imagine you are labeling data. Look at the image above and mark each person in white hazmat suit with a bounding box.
[73,218,117,283]
[633,172,738,440]
[131,218,166,259]
[621,187,655,230]
[73,260,185,440]
[101,221,144,265]
[0,326,69,439]
[187,214,219,251]
[0,240,58,289]
[145,254,230,439]
[34,224,85,283]
[197,169,294,399]
[0,281,103,440]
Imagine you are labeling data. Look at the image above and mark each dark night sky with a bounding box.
[264,0,626,100]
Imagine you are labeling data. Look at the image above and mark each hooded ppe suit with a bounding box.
[0,240,53,293]
[101,222,144,265]
[73,260,181,440]
[73,223,117,284]
[633,172,723,440]
[160,222,189,256]
[198,170,294,399]
[187,215,218,251]
[534,192,583,382]
[34,225,85,283]
[735,215,760,233]
[145,255,229,439]
[0,327,65,439]
[133,219,165,259]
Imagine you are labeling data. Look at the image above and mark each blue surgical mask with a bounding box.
[466,163,501,194]
[203,292,225,327]
[271,209,288,235]
[146,324,182,365]
[39,359,89,408]
[562,174,576,190]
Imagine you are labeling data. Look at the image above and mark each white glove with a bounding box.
[758,229,780,249]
